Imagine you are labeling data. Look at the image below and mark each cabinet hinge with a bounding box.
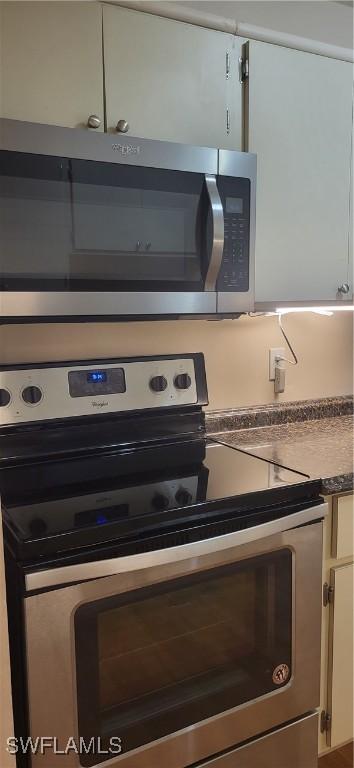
[320,710,332,734]
[238,55,249,83]
[323,582,335,607]
[226,52,230,79]
[226,108,230,135]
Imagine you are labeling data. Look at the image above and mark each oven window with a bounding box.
[75,550,292,765]
[0,150,207,291]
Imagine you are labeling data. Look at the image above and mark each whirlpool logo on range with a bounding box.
[91,401,109,409]
[112,143,140,155]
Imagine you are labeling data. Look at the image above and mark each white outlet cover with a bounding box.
[269,347,285,381]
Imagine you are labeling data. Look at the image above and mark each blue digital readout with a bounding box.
[96,514,108,525]
[87,371,107,384]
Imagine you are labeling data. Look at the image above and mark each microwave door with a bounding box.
[68,159,217,317]
[0,122,220,319]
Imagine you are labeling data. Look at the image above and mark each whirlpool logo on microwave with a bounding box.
[112,143,140,155]
[92,401,109,409]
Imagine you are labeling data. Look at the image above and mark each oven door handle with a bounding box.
[25,502,327,591]
[204,174,224,291]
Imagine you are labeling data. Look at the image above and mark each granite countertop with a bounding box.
[207,397,353,495]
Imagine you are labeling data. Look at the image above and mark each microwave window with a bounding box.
[0,152,72,282]
[0,152,207,291]
[226,197,243,214]
[75,549,292,765]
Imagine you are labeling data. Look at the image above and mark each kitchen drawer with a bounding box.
[197,713,318,767]
[332,494,354,559]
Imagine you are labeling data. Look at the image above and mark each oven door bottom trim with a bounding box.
[197,712,319,768]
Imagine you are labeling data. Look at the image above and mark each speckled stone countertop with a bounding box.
[207,397,353,495]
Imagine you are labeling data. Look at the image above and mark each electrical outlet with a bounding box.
[269,347,285,381]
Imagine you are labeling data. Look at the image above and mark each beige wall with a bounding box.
[0,312,352,410]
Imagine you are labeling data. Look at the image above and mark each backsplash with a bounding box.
[0,312,352,411]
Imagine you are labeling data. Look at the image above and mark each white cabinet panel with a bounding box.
[348,102,353,300]
[328,561,354,748]
[247,41,353,306]
[103,4,242,149]
[332,494,354,560]
[0,2,104,130]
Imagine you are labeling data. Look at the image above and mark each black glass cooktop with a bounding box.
[1,438,319,560]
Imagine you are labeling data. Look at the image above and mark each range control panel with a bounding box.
[0,354,206,426]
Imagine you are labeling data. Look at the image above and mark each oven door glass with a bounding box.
[0,150,208,291]
[75,549,292,765]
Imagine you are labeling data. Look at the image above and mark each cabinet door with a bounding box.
[328,562,354,748]
[103,4,242,149]
[246,41,353,306]
[0,2,104,130]
[348,106,353,300]
[332,494,354,560]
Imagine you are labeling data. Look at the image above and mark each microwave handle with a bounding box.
[204,174,224,291]
[25,502,327,591]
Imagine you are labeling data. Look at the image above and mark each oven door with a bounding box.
[0,119,223,319]
[23,504,325,768]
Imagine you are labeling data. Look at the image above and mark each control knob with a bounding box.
[174,373,192,390]
[149,375,168,393]
[29,518,47,536]
[22,385,42,405]
[0,389,11,407]
[151,493,169,511]
[175,488,192,506]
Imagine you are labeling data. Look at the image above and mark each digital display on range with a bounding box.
[69,367,126,397]
[75,505,129,528]
[87,371,107,384]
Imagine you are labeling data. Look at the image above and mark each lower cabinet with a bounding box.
[197,713,318,768]
[328,561,354,747]
[319,492,354,753]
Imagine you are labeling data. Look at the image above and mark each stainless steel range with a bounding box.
[1,354,325,768]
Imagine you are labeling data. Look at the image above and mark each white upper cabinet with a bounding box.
[0,2,104,130]
[246,41,353,306]
[103,4,242,149]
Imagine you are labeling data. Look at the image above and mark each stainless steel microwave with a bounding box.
[0,119,256,321]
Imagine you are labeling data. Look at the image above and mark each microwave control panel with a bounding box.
[217,177,251,293]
